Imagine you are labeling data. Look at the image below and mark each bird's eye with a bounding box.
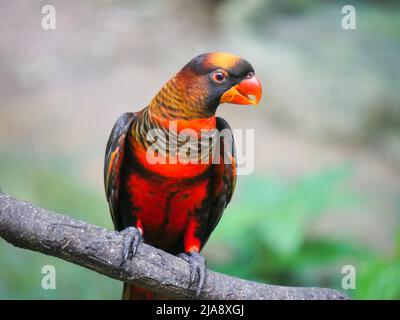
[246,71,254,79]
[212,71,226,83]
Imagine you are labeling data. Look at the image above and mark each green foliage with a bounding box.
[0,153,120,299]
[353,232,400,299]
[208,167,400,299]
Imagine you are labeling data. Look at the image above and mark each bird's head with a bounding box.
[150,52,262,120]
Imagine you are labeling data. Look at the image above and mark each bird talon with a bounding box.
[178,252,190,262]
[179,251,206,297]
[120,226,142,267]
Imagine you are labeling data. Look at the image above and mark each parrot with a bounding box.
[104,52,262,299]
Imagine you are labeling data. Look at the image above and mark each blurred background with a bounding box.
[1,0,399,299]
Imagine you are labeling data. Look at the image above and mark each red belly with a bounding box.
[126,172,208,250]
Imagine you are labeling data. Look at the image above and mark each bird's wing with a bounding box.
[104,112,136,231]
[201,116,237,248]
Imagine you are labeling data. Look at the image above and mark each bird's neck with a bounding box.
[148,109,216,134]
[132,106,217,149]
[148,71,215,123]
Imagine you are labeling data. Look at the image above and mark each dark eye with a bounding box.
[212,71,226,83]
[246,71,254,79]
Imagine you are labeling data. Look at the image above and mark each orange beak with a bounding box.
[220,76,262,105]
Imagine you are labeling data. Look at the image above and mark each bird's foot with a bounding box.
[178,251,207,296]
[120,226,143,266]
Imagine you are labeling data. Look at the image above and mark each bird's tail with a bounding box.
[122,283,154,300]
[122,283,171,300]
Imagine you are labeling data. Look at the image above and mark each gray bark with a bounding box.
[0,192,349,300]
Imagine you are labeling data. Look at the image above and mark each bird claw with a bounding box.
[120,226,142,266]
[179,252,206,296]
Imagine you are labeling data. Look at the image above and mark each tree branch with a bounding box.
[0,191,348,300]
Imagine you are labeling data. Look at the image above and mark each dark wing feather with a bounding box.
[201,116,237,249]
[104,112,136,231]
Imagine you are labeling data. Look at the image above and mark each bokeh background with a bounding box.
[1,0,399,299]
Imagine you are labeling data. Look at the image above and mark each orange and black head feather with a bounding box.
[149,52,258,120]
